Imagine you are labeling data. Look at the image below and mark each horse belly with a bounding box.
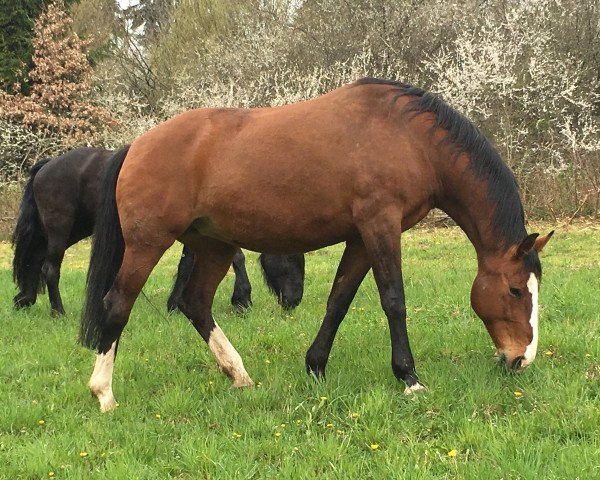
[192,187,357,254]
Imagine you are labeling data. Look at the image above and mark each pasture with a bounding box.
[0,225,598,479]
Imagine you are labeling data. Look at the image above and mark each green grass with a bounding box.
[1,225,599,479]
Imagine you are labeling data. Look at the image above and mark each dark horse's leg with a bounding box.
[41,235,69,316]
[167,245,195,313]
[306,239,370,377]
[231,249,252,311]
[177,237,253,387]
[359,215,425,393]
[37,208,76,315]
[168,247,252,313]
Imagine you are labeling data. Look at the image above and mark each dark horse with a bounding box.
[12,147,304,315]
[80,78,553,412]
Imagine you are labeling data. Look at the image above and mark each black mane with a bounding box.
[356,77,528,249]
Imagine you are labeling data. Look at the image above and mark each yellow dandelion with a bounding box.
[232,432,242,439]
[280,423,286,428]
[293,447,299,452]
[32,400,38,405]
[79,451,88,458]
[544,350,553,356]
[48,472,55,478]
[319,396,328,401]
[370,443,379,451]
[265,359,271,364]
[351,412,360,419]
[514,391,523,398]
[295,419,302,425]
[257,382,262,387]
[336,429,344,435]
[209,381,214,386]
[326,423,333,428]
[155,413,161,419]
[448,449,457,458]
[38,419,45,426]
[585,353,592,358]
[275,431,282,438]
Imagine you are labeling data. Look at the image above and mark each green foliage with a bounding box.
[0,0,78,94]
[0,0,45,93]
[0,226,598,477]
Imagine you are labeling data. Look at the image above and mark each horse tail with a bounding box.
[80,145,130,349]
[11,158,52,295]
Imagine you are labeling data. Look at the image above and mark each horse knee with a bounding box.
[380,293,406,320]
[42,259,60,284]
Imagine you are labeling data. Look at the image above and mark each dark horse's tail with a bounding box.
[80,146,130,350]
[12,158,52,300]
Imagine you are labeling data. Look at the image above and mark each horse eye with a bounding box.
[509,287,522,298]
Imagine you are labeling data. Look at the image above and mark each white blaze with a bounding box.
[522,273,539,368]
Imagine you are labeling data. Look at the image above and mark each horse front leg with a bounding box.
[306,238,371,377]
[359,214,426,394]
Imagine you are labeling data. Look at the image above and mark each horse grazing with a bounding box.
[12,147,304,315]
[80,78,553,412]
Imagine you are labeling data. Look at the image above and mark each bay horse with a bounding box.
[80,78,553,412]
[12,148,304,315]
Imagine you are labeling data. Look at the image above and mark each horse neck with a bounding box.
[435,154,526,262]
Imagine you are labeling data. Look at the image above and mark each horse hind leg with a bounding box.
[177,238,253,387]
[41,235,68,316]
[231,249,252,312]
[167,245,195,313]
[88,244,168,412]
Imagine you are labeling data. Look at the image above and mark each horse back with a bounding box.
[118,84,441,252]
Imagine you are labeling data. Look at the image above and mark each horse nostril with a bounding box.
[512,356,524,370]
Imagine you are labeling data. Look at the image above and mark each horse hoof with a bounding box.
[232,376,254,388]
[99,397,118,412]
[404,382,427,395]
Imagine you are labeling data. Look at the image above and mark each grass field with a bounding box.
[0,225,599,479]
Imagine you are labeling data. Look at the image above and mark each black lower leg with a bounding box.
[306,240,370,378]
[42,254,65,315]
[167,245,195,313]
[231,249,252,311]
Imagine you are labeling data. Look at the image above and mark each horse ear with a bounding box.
[534,230,554,253]
[515,233,539,258]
